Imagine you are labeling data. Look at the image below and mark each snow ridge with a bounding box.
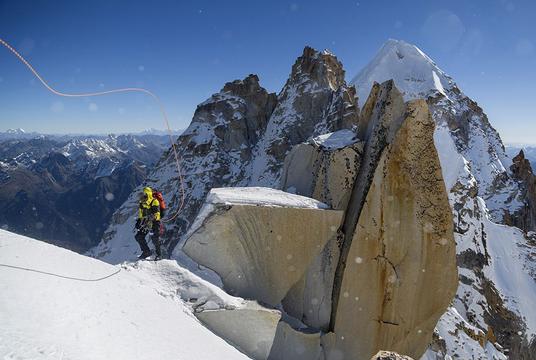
[351,39,455,103]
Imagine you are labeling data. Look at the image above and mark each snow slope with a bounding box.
[0,229,250,360]
[433,125,536,358]
[351,39,455,103]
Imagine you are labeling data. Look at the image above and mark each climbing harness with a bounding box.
[0,263,121,281]
[0,37,185,223]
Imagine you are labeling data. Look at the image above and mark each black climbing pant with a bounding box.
[135,221,161,256]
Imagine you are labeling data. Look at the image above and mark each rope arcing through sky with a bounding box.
[0,37,185,223]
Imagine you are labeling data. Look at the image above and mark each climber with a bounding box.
[135,186,162,260]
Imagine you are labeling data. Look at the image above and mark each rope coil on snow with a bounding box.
[0,263,121,282]
[0,37,186,223]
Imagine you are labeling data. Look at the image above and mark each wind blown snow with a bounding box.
[0,230,250,360]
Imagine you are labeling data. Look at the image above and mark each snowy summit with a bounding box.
[351,39,456,103]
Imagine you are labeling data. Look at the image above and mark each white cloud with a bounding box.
[88,103,98,112]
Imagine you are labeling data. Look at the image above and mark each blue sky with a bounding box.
[0,0,535,143]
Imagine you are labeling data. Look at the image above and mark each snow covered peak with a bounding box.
[351,39,455,103]
[285,46,346,92]
[5,128,26,134]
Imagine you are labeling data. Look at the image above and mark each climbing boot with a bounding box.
[138,250,152,260]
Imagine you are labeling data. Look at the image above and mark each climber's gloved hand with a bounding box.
[135,219,141,230]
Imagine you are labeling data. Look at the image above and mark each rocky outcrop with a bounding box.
[183,187,343,306]
[328,100,457,359]
[280,129,363,330]
[504,150,536,232]
[281,129,363,211]
[172,74,278,244]
[280,235,341,332]
[331,79,406,328]
[195,302,281,360]
[426,90,521,225]
[183,97,456,360]
[247,47,359,186]
[351,40,536,359]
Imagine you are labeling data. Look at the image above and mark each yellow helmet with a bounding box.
[141,187,153,201]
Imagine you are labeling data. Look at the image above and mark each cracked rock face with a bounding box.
[183,189,343,307]
[281,233,341,332]
[280,129,363,331]
[281,129,363,211]
[331,79,407,330]
[329,100,457,359]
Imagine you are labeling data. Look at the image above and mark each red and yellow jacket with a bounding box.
[138,187,161,222]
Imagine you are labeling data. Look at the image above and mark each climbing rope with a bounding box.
[0,263,121,282]
[0,37,186,222]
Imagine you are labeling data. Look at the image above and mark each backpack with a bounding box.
[153,190,166,218]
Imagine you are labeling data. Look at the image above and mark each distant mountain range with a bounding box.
[0,133,172,251]
[0,128,183,141]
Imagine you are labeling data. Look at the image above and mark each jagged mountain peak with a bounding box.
[197,73,275,112]
[286,46,346,91]
[352,39,455,103]
[222,74,265,96]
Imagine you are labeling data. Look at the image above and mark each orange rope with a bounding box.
[0,37,185,222]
